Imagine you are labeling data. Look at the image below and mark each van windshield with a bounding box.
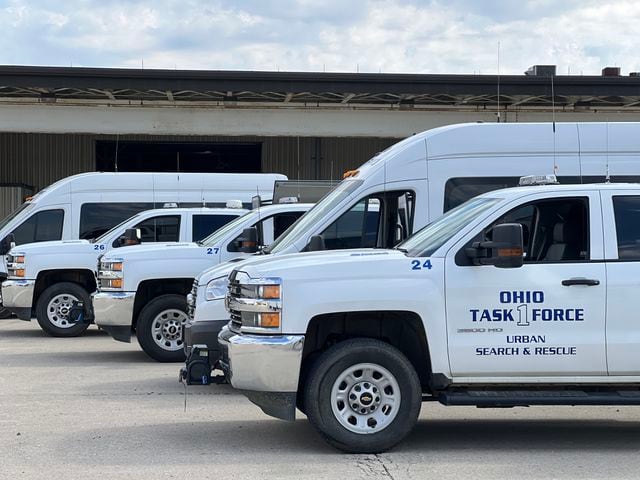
[264,179,363,254]
[93,213,142,243]
[398,197,501,257]
[0,203,33,233]
[199,210,257,247]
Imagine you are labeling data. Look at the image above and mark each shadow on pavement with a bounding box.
[403,417,640,452]
[58,416,640,468]
[0,348,153,366]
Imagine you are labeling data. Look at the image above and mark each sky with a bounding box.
[0,0,638,75]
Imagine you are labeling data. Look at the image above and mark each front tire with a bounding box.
[136,294,188,362]
[35,282,91,337]
[304,338,421,453]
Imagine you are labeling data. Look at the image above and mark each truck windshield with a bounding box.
[199,210,257,247]
[265,179,363,254]
[398,197,501,257]
[93,213,142,243]
[0,202,33,233]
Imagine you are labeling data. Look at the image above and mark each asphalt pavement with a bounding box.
[2,319,640,479]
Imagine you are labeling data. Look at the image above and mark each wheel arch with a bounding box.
[132,278,193,329]
[34,269,97,314]
[301,310,432,394]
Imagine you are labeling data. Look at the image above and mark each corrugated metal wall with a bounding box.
[0,133,397,192]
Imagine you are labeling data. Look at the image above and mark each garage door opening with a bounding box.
[96,141,262,173]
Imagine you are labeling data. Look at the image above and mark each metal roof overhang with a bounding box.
[0,65,639,109]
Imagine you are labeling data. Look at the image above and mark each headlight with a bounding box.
[98,258,124,290]
[226,274,282,332]
[205,276,228,301]
[7,252,26,278]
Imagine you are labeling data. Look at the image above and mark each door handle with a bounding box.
[561,278,600,286]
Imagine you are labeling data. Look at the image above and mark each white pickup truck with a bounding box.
[220,179,640,453]
[94,203,311,362]
[2,206,246,336]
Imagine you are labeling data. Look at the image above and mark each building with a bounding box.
[2,64,640,197]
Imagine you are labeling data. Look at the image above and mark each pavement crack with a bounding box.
[352,454,396,480]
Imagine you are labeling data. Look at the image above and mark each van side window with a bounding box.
[444,177,521,212]
[317,191,415,251]
[12,209,64,245]
[612,196,640,260]
[192,214,238,242]
[80,203,154,240]
[134,215,181,243]
[483,198,589,263]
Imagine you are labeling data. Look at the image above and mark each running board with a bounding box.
[439,389,640,407]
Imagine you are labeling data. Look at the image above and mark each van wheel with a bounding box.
[136,294,188,362]
[35,283,91,337]
[304,338,421,454]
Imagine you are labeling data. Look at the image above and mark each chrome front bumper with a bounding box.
[93,291,136,342]
[218,325,304,421]
[2,279,35,320]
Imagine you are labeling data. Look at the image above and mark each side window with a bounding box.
[613,196,640,260]
[318,190,415,251]
[80,203,154,239]
[12,209,64,245]
[479,197,589,263]
[192,214,238,242]
[322,197,381,250]
[273,212,305,240]
[134,215,181,243]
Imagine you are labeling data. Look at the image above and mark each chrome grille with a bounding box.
[186,279,198,320]
[227,276,243,330]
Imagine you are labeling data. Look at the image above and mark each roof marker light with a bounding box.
[519,174,559,186]
[226,200,244,209]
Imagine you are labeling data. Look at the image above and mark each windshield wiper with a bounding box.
[395,246,408,253]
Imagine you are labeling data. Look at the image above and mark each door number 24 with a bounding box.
[411,259,432,270]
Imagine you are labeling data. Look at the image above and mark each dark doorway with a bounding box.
[96,141,262,173]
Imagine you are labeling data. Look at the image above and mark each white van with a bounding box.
[0,172,286,305]
[2,206,248,337]
[183,122,640,380]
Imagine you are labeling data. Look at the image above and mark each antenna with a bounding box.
[201,176,206,207]
[114,134,119,172]
[551,74,558,174]
[297,136,301,201]
[605,122,611,183]
[496,41,501,123]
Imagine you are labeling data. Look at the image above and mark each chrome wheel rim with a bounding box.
[151,309,188,351]
[46,293,80,328]
[330,362,401,434]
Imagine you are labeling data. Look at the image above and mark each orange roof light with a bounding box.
[342,169,359,179]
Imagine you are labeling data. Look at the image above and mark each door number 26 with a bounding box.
[411,259,432,270]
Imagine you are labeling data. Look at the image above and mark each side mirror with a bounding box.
[467,223,524,269]
[117,228,141,247]
[236,227,259,253]
[307,235,326,252]
[0,233,15,255]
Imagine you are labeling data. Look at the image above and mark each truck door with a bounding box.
[601,191,640,375]
[445,191,607,378]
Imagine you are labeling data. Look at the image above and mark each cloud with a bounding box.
[0,0,637,74]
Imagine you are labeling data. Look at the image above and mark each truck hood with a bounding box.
[197,255,255,284]
[236,248,407,281]
[10,239,92,255]
[101,242,199,261]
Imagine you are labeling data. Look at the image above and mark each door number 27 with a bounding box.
[411,259,432,270]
